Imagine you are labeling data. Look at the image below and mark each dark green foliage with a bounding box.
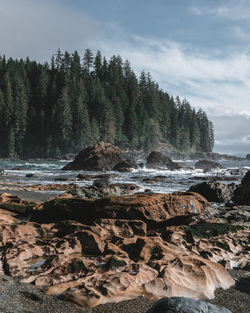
[0,50,214,158]
[185,223,244,239]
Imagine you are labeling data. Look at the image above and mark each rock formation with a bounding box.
[233,170,250,204]
[113,159,139,172]
[146,151,180,170]
[0,190,248,309]
[195,160,223,170]
[62,142,123,171]
[146,297,232,313]
[189,180,237,203]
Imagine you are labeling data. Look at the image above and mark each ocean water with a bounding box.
[0,159,250,195]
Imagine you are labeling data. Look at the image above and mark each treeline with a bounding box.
[0,49,214,158]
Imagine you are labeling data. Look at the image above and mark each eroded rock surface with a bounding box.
[0,191,248,309]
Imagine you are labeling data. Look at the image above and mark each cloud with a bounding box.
[1,0,250,153]
[190,1,250,20]
[0,0,105,61]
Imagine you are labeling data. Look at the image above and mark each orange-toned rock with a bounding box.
[33,192,208,225]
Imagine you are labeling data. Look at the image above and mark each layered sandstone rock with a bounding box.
[0,191,248,309]
[32,192,208,225]
[62,142,123,171]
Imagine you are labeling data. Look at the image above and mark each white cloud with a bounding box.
[190,1,250,20]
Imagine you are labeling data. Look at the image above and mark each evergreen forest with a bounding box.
[0,49,214,158]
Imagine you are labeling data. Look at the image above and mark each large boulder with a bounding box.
[62,142,123,171]
[32,192,208,225]
[189,181,237,203]
[146,297,232,313]
[146,151,180,170]
[195,159,223,170]
[233,170,250,204]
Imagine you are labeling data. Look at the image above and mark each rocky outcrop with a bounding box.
[113,159,139,172]
[32,192,208,225]
[189,181,237,203]
[62,142,123,171]
[0,191,248,309]
[146,297,232,313]
[195,160,223,170]
[233,170,250,205]
[146,151,180,170]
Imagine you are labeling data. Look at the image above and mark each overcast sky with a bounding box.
[1,0,250,155]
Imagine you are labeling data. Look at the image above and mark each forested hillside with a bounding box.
[0,49,214,158]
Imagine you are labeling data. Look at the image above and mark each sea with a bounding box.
[0,158,250,197]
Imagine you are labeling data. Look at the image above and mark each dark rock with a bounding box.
[143,177,165,184]
[189,180,237,203]
[0,169,7,175]
[146,297,232,313]
[146,151,180,170]
[246,154,250,160]
[55,177,69,181]
[62,142,123,171]
[195,159,224,170]
[233,170,250,204]
[93,177,110,188]
[113,159,139,172]
[77,173,119,180]
[26,173,40,178]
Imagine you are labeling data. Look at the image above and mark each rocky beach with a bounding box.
[0,143,249,313]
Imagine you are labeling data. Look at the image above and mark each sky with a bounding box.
[0,0,250,155]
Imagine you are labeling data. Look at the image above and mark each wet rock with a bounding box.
[62,142,123,171]
[146,297,232,313]
[55,177,69,181]
[113,159,139,172]
[93,177,110,188]
[233,170,250,205]
[195,160,224,170]
[32,192,208,225]
[26,173,40,178]
[143,177,165,184]
[77,173,119,180]
[0,169,7,175]
[146,151,180,170]
[189,181,237,203]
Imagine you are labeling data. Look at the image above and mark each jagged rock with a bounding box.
[146,151,180,170]
[26,173,40,178]
[189,181,237,203]
[233,170,250,204]
[62,142,123,171]
[246,154,250,160]
[195,160,223,170]
[146,297,232,313]
[113,159,139,172]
